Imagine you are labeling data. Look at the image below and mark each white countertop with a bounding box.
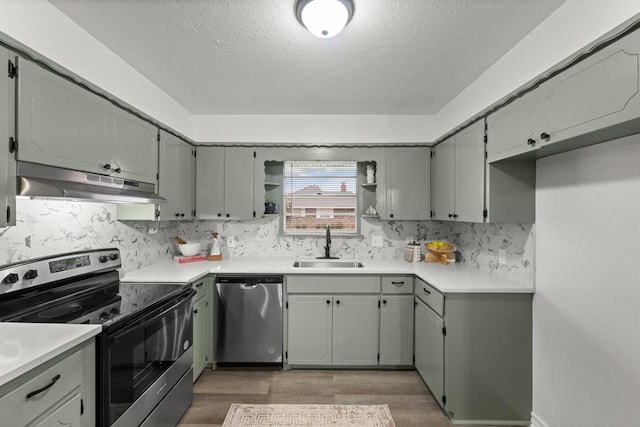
[122,258,534,293]
[0,323,101,387]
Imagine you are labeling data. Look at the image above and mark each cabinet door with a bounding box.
[415,298,444,407]
[379,295,414,366]
[431,138,454,221]
[538,29,640,147]
[332,295,379,366]
[196,146,225,219]
[454,120,485,222]
[224,147,255,219]
[385,147,430,220]
[159,131,192,220]
[32,393,82,427]
[192,296,207,382]
[0,47,16,227]
[287,295,332,365]
[17,57,111,174]
[486,90,538,162]
[110,109,158,184]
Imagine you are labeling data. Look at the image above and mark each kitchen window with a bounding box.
[283,160,358,235]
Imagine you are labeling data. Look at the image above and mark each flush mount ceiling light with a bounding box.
[295,0,354,39]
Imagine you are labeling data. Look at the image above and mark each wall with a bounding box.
[0,0,193,137]
[0,199,177,273]
[191,114,439,144]
[532,135,640,426]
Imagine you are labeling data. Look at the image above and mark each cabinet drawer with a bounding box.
[381,276,414,294]
[0,349,83,427]
[287,275,380,294]
[192,278,207,301]
[415,278,444,316]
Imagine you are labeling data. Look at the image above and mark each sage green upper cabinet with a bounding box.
[486,90,539,162]
[432,120,485,222]
[332,295,379,366]
[196,147,254,220]
[17,57,111,175]
[196,146,225,219]
[287,295,333,366]
[385,147,430,220]
[159,130,194,221]
[224,147,255,219]
[0,47,16,227]
[454,121,486,222]
[110,109,158,184]
[431,137,455,221]
[537,28,640,153]
[17,57,159,184]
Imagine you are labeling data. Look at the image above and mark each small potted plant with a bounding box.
[264,199,278,214]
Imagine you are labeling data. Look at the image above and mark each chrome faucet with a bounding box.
[318,224,339,259]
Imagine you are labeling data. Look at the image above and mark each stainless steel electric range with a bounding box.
[0,248,196,427]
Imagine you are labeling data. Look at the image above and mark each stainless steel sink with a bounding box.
[293,260,364,268]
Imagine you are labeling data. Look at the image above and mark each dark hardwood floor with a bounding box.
[178,368,515,427]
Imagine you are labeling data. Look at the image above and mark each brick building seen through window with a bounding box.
[283,161,357,234]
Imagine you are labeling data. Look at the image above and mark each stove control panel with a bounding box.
[0,249,121,296]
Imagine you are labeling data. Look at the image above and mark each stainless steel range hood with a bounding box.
[17,161,166,204]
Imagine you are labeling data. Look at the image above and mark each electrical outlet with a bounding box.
[498,249,506,265]
[227,236,237,248]
[371,235,383,247]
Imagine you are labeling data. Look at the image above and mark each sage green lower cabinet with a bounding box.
[287,295,333,365]
[0,339,95,427]
[285,275,380,367]
[379,295,414,366]
[287,294,379,366]
[332,295,380,366]
[192,277,213,381]
[414,297,444,404]
[414,278,532,424]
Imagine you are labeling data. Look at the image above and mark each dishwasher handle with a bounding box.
[240,284,258,289]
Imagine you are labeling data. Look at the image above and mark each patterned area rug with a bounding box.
[222,404,396,426]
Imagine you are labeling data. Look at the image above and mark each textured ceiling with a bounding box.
[49,0,565,115]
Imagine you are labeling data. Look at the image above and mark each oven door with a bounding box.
[98,290,194,427]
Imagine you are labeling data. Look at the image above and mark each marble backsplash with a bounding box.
[178,216,534,284]
[0,199,177,273]
[1,200,534,284]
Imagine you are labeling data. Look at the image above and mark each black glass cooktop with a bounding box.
[0,270,188,327]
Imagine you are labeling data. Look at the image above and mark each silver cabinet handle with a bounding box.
[423,287,431,294]
[391,281,405,286]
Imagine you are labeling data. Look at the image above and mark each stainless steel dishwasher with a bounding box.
[215,275,283,365]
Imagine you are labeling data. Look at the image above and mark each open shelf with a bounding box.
[264,181,280,187]
[361,183,377,188]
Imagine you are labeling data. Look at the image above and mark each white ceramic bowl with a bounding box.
[178,242,201,256]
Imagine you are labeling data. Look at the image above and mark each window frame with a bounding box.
[282,160,359,236]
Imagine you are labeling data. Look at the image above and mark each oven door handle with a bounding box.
[110,291,193,344]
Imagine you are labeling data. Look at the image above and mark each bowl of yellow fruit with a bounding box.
[426,241,455,253]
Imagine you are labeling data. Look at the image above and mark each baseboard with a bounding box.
[530,412,551,427]
[452,420,529,426]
